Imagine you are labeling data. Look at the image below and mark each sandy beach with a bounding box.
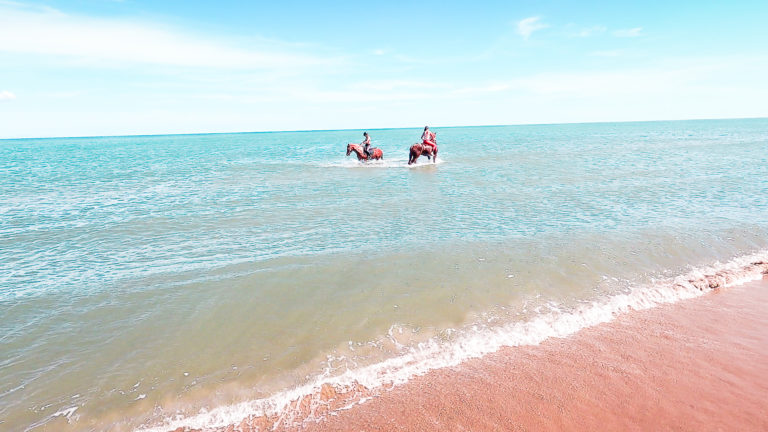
[202,277,768,432]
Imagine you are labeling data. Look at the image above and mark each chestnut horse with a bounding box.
[408,143,438,165]
[346,143,383,161]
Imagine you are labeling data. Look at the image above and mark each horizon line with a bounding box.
[1,116,766,141]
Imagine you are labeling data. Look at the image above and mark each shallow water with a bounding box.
[1,119,767,430]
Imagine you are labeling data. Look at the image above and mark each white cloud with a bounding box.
[372,49,385,56]
[350,80,449,92]
[299,89,428,103]
[589,50,622,57]
[3,55,767,138]
[0,90,16,100]
[573,25,607,37]
[614,27,643,38]
[516,16,549,40]
[448,56,768,102]
[510,69,678,96]
[0,4,331,69]
[451,83,511,95]
[47,90,82,99]
[0,0,29,7]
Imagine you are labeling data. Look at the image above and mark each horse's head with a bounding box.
[346,143,353,156]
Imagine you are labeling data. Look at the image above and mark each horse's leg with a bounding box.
[433,148,438,163]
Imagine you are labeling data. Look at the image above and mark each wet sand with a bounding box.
[179,278,768,432]
[300,278,768,431]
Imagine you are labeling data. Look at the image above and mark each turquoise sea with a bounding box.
[2,119,768,431]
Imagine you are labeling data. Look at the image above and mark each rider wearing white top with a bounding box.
[421,126,437,152]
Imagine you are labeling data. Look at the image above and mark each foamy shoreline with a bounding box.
[143,252,768,432]
[299,277,768,432]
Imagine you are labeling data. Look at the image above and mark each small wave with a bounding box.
[51,406,78,419]
[224,155,446,169]
[26,405,80,429]
[312,157,446,169]
[137,251,768,432]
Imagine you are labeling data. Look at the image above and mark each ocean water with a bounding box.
[1,119,767,431]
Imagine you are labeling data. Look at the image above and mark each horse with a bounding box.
[408,143,438,165]
[346,143,383,161]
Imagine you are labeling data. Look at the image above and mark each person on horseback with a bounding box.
[362,132,372,158]
[421,126,437,152]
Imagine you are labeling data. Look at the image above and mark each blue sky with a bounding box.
[1,0,767,138]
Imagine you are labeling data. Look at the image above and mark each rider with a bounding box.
[421,126,437,152]
[362,132,372,158]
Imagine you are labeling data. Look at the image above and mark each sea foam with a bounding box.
[138,250,768,432]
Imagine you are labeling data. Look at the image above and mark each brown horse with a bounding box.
[346,143,383,161]
[408,143,438,165]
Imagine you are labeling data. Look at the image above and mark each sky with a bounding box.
[1,0,767,138]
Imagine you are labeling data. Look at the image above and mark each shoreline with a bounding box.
[175,276,768,432]
[293,277,768,432]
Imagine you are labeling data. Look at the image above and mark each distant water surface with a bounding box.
[1,119,767,430]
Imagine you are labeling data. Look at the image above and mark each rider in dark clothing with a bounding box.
[362,132,372,158]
